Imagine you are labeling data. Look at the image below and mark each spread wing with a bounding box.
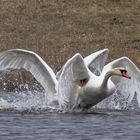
[58,53,89,109]
[56,49,109,79]
[84,49,109,76]
[0,49,58,101]
[98,57,140,109]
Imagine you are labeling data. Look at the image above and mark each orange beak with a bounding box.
[122,71,131,79]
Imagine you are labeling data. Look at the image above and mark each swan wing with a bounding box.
[102,57,140,107]
[0,49,58,99]
[56,49,109,79]
[84,49,109,76]
[58,53,89,109]
[56,66,63,80]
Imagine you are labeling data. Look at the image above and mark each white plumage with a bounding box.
[0,48,139,111]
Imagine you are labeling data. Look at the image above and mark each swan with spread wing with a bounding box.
[0,49,139,111]
[0,49,108,107]
[58,50,140,110]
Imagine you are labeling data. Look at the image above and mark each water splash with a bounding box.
[93,91,140,111]
[0,89,139,114]
[0,90,61,113]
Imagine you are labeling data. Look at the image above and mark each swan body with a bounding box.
[77,67,131,109]
[78,75,113,109]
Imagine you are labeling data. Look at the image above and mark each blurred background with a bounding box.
[0,0,140,72]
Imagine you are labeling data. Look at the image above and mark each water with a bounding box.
[0,110,140,140]
[0,91,140,140]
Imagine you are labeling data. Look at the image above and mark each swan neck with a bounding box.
[101,71,112,88]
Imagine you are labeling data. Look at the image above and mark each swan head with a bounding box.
[111,67,131,79]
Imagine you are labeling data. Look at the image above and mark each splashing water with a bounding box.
[93,91,140,112]
[0,89,139,114]
[0,68,61,113]
[0,90,61,113]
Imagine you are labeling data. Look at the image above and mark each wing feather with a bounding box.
[56,49,109,79]
[84,49,109,76]
[0,49,58,102]
[58,53,89,109]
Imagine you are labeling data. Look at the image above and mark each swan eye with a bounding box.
[120,69,127,74]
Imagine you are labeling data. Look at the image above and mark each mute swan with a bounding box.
[58,53,140,110]
[0,49,58,105]
[0,49,107,107]
[1,49,139,111]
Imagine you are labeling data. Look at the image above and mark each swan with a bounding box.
[0,49,108,108]
[1,48,139,111]
[58,52,140,110]
[0,49,58,106]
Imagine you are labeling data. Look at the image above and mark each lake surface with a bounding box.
[0,91,139,140]
[0,109,140,140]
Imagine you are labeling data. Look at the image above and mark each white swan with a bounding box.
[58,52,140,110]
[0,49,58,105]
[0,49,108,107]
[57,49,109,107]
[1,48,139,111]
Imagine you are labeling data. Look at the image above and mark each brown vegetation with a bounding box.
[0,0,140,73]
